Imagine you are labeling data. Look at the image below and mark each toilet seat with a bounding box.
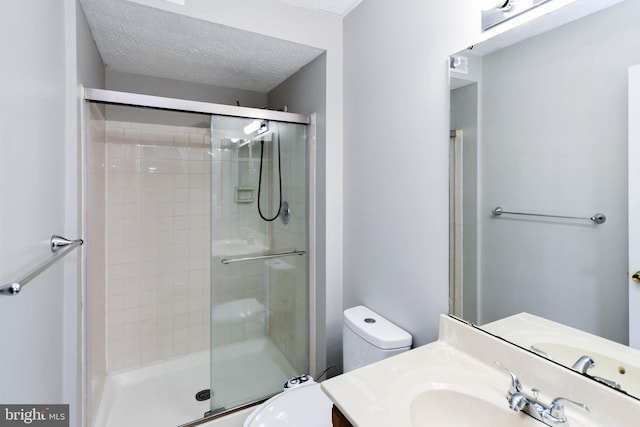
[243,382,332,427]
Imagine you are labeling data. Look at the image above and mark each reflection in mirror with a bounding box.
[449,0,640,398]
[482,313,640,397]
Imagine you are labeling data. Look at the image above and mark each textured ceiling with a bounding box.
[80,0,329,92]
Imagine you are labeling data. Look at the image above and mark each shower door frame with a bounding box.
[84,88,310,125]
[81,87,318,425]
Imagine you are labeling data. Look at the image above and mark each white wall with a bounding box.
[0,0,73,407]
[343,0,480,347]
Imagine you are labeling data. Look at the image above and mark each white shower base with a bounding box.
[94,337,297,427]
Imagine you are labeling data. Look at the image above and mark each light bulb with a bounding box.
[243,120,269,135]
[243,120,262,135]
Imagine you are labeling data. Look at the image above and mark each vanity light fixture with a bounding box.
[481,0,553,31]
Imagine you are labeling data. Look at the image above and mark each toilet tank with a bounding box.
[343,305,412,372]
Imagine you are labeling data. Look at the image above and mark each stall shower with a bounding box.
[84,92,312,427]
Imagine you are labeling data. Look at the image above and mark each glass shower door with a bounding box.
[208,115,308,414]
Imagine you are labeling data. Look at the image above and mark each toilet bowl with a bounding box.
[243,305,412,427]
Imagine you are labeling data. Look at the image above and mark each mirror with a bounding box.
[449,0,640,398]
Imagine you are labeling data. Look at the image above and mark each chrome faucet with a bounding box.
[496,362,589,426]
[571,355,623,390]
[571,355,595,373]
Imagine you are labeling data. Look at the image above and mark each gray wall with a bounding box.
[77,3,105,90]
[343,0,479,347]
[0,0,73,408]
[106,70,268,107]
[104,70,268,126]
[478,1,640,343]
[268,54,331,373]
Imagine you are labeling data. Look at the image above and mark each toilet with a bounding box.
[243,305,412,427]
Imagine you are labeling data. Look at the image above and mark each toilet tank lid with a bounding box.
[343,305,412,350]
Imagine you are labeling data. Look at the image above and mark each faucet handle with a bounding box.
[507,392,529,412]
[495,362,523,394]
[546,397,589,422]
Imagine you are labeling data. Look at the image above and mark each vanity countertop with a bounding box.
[321,315,640,427]
[321,340,510,426]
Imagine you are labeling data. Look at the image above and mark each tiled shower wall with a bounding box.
[101,120,212,372]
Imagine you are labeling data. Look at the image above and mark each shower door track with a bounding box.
[84,88,311,125]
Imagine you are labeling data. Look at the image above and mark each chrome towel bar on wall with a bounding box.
[491,207,607,224]
[0,235,84,296]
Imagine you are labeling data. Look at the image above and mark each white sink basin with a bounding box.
[378,363,534,426]
[392,366,592,427]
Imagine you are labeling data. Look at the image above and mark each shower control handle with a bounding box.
[281,201,291,225]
